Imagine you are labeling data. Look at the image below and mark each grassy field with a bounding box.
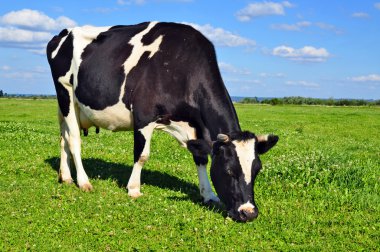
[0,98,379,251]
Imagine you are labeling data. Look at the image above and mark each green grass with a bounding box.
[0,98,379,251]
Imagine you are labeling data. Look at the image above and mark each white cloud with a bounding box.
[0,66,48,79]
[0,9,77,54]
[315,22,343,35]
[259,72,285,78]
[271,21,342,34]
[285,80,319,88]
[0,9,76,31]
[226,78,262,85]
[348,74,380,82]
[236,1,294,22]
[84,7,119,14]
[117,0,129,4]
[183,23,256,47]
[219,62,251,75]
[118,0,192,4]
[352,12,370,18]
[375,3,380,10]
[0,27,52,43]
[271,21,311,31]
[272,45,330,62]
[1,65,11,71]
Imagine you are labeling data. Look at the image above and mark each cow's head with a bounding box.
[210,131,278,222]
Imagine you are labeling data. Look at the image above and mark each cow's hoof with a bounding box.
[204,194,220,203]
[128,189,143,199]
[59,177,73,184]
[79,183,93,192]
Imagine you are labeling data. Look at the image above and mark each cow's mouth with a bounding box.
[228,207,259,222]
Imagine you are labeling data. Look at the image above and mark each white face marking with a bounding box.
[155,120,196,147]
[237,201,255,213]
[232,139,256,184]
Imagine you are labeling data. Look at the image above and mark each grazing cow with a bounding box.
[46,22,278,222]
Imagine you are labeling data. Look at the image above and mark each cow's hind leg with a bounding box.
[58,111,73,184]
[58,97,92,191]
[127,123,155,198]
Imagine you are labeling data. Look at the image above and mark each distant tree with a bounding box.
[0,90,3,97]
[240,97,259,104]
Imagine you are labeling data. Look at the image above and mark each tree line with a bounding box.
[1,90,379,106]
[0,90,56,99]
[239,96,380,106]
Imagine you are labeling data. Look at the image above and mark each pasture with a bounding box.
[0,98,379,251]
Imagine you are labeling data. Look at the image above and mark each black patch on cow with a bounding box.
[133,127,147,163]
[58,29,69,37]
[156,114,171,125]
[69,74,74,86]
[125,23,240,142]
[75,22,150,110]
[46,32,74,117]
[229,131,255,142]
[187,139,211,165]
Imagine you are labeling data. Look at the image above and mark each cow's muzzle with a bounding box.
[229,203,259,222]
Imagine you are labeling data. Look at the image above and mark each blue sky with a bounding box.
[1,0,379,99]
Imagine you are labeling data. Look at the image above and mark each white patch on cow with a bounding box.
[77,102,134,131]
[119,21,163,100]
[127,161,143,198]
[156,120,196,147]
[51,30,72,59]
[238,201,255,213]
[197,164,220,202]
[70,22,164,132]
[139,122,156,159]
[71,25,111,87]
[232,138,256,184]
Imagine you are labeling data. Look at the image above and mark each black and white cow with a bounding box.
[46,22,278,222]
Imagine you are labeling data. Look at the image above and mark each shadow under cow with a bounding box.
[44,157,224,214]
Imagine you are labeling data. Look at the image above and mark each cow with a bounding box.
[46,22,278,222]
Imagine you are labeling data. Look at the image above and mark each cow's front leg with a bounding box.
[127,123,155,198]
[197,164,220,203]
[187,140,220,203]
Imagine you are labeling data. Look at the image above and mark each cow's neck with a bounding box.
[201,92,241,142]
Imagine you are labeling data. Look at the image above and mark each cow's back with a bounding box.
[47,22,239,137]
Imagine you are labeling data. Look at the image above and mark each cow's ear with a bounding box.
[257,134,279,154]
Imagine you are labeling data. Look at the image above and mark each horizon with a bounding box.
[1,1,380,99]
[1,93,378,102]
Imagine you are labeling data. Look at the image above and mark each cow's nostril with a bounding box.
[239,209,258,222]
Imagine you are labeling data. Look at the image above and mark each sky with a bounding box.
[0,0,380,99]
